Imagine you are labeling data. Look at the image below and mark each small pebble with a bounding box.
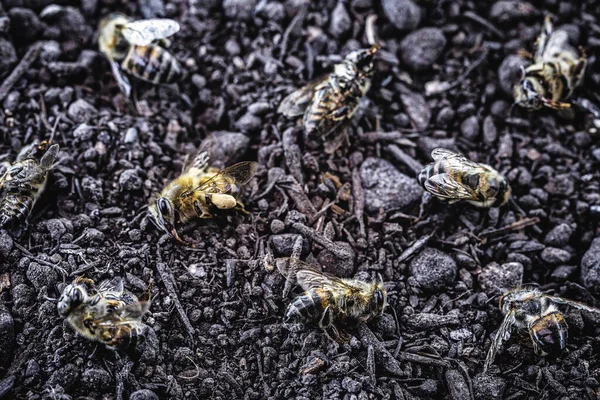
[381,0,421,31]
[409,248,456,291]
[400,28,446,71]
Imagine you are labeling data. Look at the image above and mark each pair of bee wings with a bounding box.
[121,19,180,46]
[190,162,258,196]
[109,18,179,98]
[424,148,490,201]
[92,301,150,328]
[277,258,362,295]
[484,294,600,372]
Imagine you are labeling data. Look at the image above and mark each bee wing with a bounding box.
[276,258,318,284]
[296,269,355,295]
[431,148,461,161]
[122,19,180,46]
[424,173,477,200]
[97,301,150,326]
[108,59,132,98]
[183,137,215,173]
[484,309,516,372]
[194,161,258,194]
[96,277,124,295]
[548,296,600,315]
[278,75,329,117]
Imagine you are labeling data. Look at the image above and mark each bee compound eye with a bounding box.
[158,198,171,215]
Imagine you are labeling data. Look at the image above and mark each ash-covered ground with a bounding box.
[0,0,600,399]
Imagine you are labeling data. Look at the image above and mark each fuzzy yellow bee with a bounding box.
[278,44,379,147]
[514,15,586,110]
[418,148,511,208]
[484,288,600,372]
[279,258,387,342]
[57,277,150,349]
[99,13,182,97]
[148,147,258,243]
[0,140,59,231]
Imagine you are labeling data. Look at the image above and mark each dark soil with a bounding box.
[1,0,600,399]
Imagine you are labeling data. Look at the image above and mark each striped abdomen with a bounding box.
[285,289,333,322]
[418,161,447,188]
[529,311,568,355]
[0,193,35,229]
[103,322,146,349]
[122,44,182,85]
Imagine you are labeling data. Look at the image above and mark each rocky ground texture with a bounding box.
[0,0,600,399]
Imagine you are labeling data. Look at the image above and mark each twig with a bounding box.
[386,144,423,175]
[115,356,133,400]
[479,217,540,239]
[13,242,68,278]
[365,14,378,45]
[0,43,41,102]
[463,11,504,39]
[351,168,366,238]
[397,351,450,368]
[291,222,354,260]
[278,5,307,61]
[155,258,195,344]
[397,232,434,263]
[358,324,407,377]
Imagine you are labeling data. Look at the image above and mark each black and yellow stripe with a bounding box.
[123,44,182,85]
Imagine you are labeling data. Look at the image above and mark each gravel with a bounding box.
[400,28,447,71]
[381,0,421,31]
[409,248,457,291]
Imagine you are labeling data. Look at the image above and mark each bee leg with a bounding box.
[235,200,250,215]
[572,54,587,86]
[542,98,571,110]
[517,49,533,60]
[207,193,238,210]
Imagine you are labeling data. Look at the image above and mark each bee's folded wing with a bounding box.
[423,173,477,200]
[96,277,124,295]
[278,75,329,117]
[193,161,258,194]
[122,19,180,46]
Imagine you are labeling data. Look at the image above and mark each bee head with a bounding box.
[346,44,379,77]
[515,76,544,109]
[149,197,183,242]
[57,282,88,317]
[489,175,511,207]
[99,13,130,56]
[371,274,387,314]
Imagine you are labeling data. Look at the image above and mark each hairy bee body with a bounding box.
[148,147,257,243]
[0,141,59,230]
[282,262,387,342]
[484,288,600,372]
[278,45,379,143]
[418,148,511,208]
[99,13,182,96]
[514,15,586,110]
[57,277,150,349]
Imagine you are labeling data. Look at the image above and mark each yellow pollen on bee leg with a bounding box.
[210,194,237,209]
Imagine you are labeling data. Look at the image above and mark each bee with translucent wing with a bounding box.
[57,277,151,349]
[514,15,586,110]
[0,140,59,231]
[418,148,511,208]
[148,141,258,244]
[278,44,379,151]
[278,258,387,342]
[99,13,182,97]
[484,288,600,372]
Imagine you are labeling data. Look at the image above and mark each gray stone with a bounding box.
[81,368,111,391]
[0,305,14,369]
[489,1,537,24]
[581,238,600,293]
[26,262,59,290]
[0,230,13,259]
[544,223,573,247]
[8,8,42,44]
[461,116,480,141]
[541,247,571,264]
[0,38,17,77]
[119,169,143,192]
[46,218,67,240]
[381,0,421,31]
[409,248,456,291]
[400,28,446,71]
[400,90,430,131]
[130,389,159,400]
[473,373,506,400]
[478,262,523,295]
[223,0,257,21]
[360,157,423,213]
[497,55,529,97]
[209,132,250,169]
[329,1,351,39]
[235,112,262,133]
[67,99,97,124]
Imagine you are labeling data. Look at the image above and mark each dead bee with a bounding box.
[148,146,258,243]
[484,288,600,372]
[0,140,59,231]
[278,44,379,147]
[418,148,511,208]
[99,13,182,98]
[279,258,387,342]
[57,277,150,349]
[514,15,586,110]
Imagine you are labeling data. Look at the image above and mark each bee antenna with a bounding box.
[508,197,525,216]
[44,295,58,302]
[389,305,401,341]
[486,292,502,305]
